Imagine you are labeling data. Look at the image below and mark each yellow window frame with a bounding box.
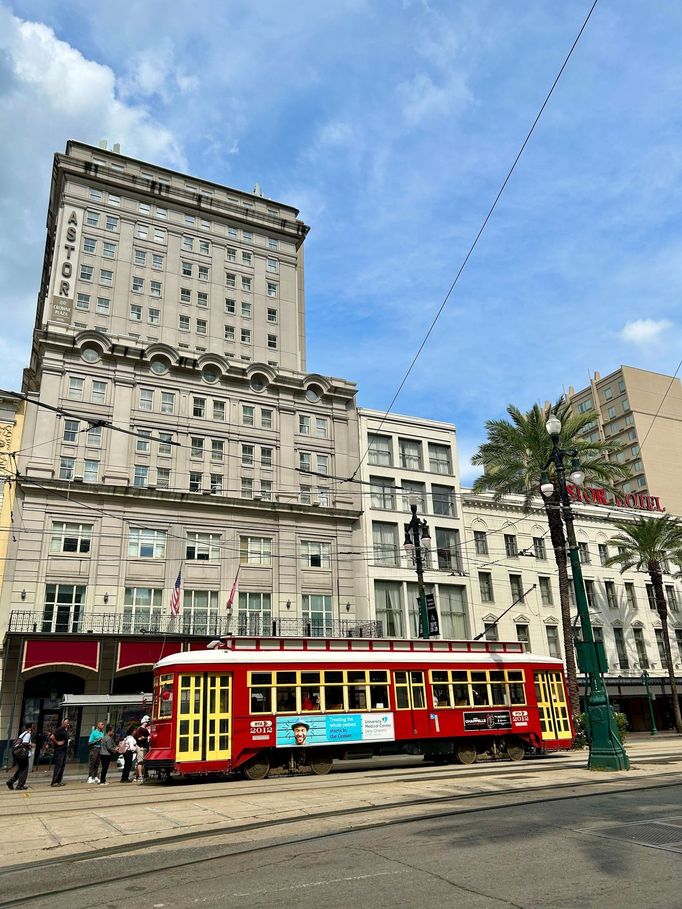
[247,669,390,715]
[428,669,527,709]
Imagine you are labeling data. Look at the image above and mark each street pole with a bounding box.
[403,500,431,639]
[642,669,658,736]
[542,415,629,771]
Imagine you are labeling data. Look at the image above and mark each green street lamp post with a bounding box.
[641,668,658,736]
[403,496,432,639]
[541,413,629,771]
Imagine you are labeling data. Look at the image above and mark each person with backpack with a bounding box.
[133,716,151,782]
[6,723,33,791]
[97,725,116,785]
[119,726,137,783]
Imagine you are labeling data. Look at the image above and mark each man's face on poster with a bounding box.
[292,723,308,745]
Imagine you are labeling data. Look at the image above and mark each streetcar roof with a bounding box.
[154,648,564,671]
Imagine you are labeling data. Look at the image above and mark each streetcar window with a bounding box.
[251,688,271,713]
[325,686,345,711]
[348,671,366,684]
[489,672,507,706]
[301,688,321,711]
[396,687,410,709]
[432,671,448,683]
[433,686,451,708]
[252,672,272,685]
[509,683,525,705]
[301,672,320,684]
[453,684,470,706]
[369,671,389,709]
[471,685,489,706]
[157,674,173,717]
[324,671,343,684]
[277,672,296,684]
[410,673,426,709]
[276,686,297,712]
[348,679,367,710]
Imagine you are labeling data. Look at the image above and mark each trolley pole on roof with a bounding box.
[403,495,432,639]
[540,413,629,771]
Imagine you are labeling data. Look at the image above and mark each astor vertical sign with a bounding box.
[49,208,83,324]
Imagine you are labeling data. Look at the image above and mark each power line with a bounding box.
[349,0,600,482]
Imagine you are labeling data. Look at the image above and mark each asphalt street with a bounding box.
[6,777,682,909]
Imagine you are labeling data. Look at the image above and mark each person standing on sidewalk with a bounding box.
[7,723,33,791]
[97,725,116,785]
[50,719,70,787]
[87,721,104,783]
[133,716,151,782]
[119,726,137,783]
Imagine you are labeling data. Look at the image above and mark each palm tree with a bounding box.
[605,514,682,734]
[472,399,629,718]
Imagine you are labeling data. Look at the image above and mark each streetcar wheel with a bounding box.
[454,742,478,765]
[309,753,334,775]
[243,754,270,780]
[505,738,526,762]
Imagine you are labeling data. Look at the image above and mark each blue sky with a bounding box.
[1,1,680,481]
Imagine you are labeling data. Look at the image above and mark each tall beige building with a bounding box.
[568,366,682,516]
[1,141,368,762]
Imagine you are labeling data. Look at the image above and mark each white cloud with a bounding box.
[0,4,185,391]
[620,318,673,346]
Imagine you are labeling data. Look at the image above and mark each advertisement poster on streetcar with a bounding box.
[463,710,512,731]
[275,713,395,748]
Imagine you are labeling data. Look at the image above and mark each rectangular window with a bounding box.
[261,409,273,429]
[79,265,93,281]
[665,585,679,612]
[241,329,251,343]
[539,577,553,606]
[509,574,524,602]
[504,534,518,558]
[261,480,273,501]
[266,257,279,273]
[267,334,278,349]
[267,307,278,323]
[605,580,618,609]
[102,241,116,259]
[533,537,547,560]
[598,543,609,566]
[91,381,107,404]
[197,291,208,308]
[191,437,204,459]
[134,249,147,266]
[148,308,160,325]
[370,476,396,510]
[132,277,144,294]
[402,480,426,513]
[211,440,224,462]
[86,425,102,447]
[196,319,207,334]
[242,277,251,292]
[300,540,331,569]
[179,315,190,331]
[516,624,529,646]
[241,478,253,498]
[240,536,272,566]
[136,430,152,454]
[585,580,597,610]
[86,210,100,227]
[267,282,278,298]
[224,325,235,341]
[474,531,488,556]
[633,628,649,669]
[59,457,75,480]
[67,376,84,401]
[182,236,194,251]
[299,451,311,473]
[194,399,206,418]
[225,272,236,288]
[181,590,219,636]
[133,465,149,488]
[63,419,80,443]
[614,627,629,669]
[128,528,167,559]
[432,485,454,517]
[302,594,333,637]
[160,392,175,415]
[99,269,113,286]
[625,582,638,610]
[189,472,202,493]
[298,415,311,435]
[130,304,142,321]
[316,454,329,475]
[428,443,452,474]
[261,447,273,467]
[241,301,252,318]
[238,592,271,637]
[50,522,93,554]
[210,473,222,493]
[83,236,96,254]
[186,532,221,561]
[578,542,591,564]
[479,572,494,602]
[646,584,656,610]
[150,280,161,297]
[152,254,164,269]
[372,522,399,567]
[122,588,163,633]
[436,528,461,571]
[399,438,422,470]
[546,626,561,659]
[241,444,254,466]
[368,434,392,467]
[242,405,254,426]
[213,400,226,421]
[241,251,252,265]
[139,389,154,411]
[199,240,210,255]
[96,296,110,314]
[42,584,86,633]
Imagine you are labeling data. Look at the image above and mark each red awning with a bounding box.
[117,640,183,672]
[22,639,100,673]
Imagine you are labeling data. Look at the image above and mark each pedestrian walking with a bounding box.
[49,719,70,787]
[87,721,105,783]
[119,726,137,783]
[133,716,151,782]
[97,725,116,785]
[7,723,33,791]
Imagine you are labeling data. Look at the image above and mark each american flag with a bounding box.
[226,566,240,610]
[170,570,182,616]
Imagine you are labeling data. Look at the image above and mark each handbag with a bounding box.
[12,739,28,761]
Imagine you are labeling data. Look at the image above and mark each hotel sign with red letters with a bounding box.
[566,484,665,513]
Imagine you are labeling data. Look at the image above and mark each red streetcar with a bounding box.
[145,636,574,781]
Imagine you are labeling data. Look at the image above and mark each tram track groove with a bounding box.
[1,770,680,905]
[2,750,678,820]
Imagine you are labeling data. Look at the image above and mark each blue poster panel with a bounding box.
[275,713,395,748]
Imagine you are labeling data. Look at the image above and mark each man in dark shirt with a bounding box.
[50,719,70,787]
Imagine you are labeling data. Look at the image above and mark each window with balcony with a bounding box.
[42,584,86,633]
[181,589,219,635]
[302,594,333,636]
[239,536,272,566]
[122,588,163,633]
[237,592,272,635]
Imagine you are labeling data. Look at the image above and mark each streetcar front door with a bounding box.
[394,670,430,737]
[176,672,232,763]
[534,671,572,741]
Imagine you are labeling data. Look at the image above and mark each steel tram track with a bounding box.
[1,773,680,908]
[2,749,677,819]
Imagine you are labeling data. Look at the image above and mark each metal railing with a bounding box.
[7,611,383,639]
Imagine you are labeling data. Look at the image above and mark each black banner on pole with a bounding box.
[425,593,439,636]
